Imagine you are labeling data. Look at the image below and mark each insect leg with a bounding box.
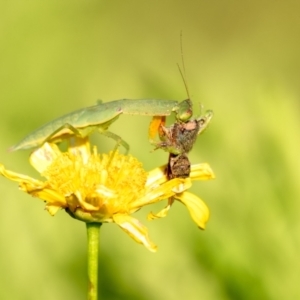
[197,110,214,135]
[151,121,185,155]
[99,130,130,154]
[148,116,183,154]
[41,123,95,145]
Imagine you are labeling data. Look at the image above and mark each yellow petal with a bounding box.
[145,165,168,187]
[113,214,157,252]
[45,205,62,216]
[23,186,67,206]
[176,191,210,229]
[30,143,61,174]
[148,203,171,220]
[0,164,43,186]
[132,177,189,208]
[190,163,215,180]
[73,190,99,211]
[67,136,91,164]
[172,178,192,193]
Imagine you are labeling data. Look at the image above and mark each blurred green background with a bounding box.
[1,1,300,299]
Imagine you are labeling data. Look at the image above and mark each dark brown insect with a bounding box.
[167,153,191,179]
[154,113,212,179]
[153,34,213,179]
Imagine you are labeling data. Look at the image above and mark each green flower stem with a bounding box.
[86,222,102,300]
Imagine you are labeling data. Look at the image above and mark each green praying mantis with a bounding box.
[10,97,213,156]
[10,99,178,151]
[10,32,213,159]
[10,29,214,182]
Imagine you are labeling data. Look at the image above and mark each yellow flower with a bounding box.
[0,137,214,252]
[146,162,214,230]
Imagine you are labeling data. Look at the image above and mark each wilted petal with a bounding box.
[113,214,157,252]
[176,191,210,229]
